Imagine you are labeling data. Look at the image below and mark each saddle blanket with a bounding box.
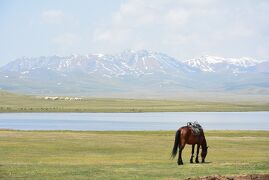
[187,121,203,135]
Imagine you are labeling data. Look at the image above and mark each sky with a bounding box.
[0,0,269,66]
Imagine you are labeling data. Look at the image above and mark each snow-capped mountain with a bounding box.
[184,55,261,74]
[1,50,192,78]
[0,50,268,96]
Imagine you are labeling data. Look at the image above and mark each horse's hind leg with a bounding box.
[190,144,195,163]
[195,144,200,163]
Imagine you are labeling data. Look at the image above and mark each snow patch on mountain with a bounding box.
[184,55,261,73]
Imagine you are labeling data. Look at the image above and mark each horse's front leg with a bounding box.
[195,144,200,163]
[190,144,195,163]
[177,144,185,165]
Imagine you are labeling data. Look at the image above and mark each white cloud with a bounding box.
[165,9,189,28]
[42,10,65,24]
[52,33,80,46]
[257,45,269,58]
[92,0,269,60]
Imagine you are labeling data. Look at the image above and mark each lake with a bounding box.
[0,112,268,131]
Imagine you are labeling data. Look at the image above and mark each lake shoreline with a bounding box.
[1,129,269,133]
[1,109,269,113]
[1,110,269,113]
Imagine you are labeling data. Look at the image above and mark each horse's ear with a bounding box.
[207,146,209,149]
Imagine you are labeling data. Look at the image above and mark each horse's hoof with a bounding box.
[177,160,183,165]
[190,160,193,163]
[195,160,199,163]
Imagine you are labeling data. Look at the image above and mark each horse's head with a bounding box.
[201,146,208,163]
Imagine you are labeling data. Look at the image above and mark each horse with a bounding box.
[171,125,208,165]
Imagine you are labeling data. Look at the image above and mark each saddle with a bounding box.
[187,121,203,136]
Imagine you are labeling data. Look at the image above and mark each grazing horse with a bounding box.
[171,125,208,165]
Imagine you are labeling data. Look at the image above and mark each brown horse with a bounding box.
[171,126,208,165]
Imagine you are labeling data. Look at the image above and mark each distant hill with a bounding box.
[0,50,268,97]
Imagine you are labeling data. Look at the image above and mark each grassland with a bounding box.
[0,130,268,179]
[1,91,269,112]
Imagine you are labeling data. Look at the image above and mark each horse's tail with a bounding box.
[171,128,181,159]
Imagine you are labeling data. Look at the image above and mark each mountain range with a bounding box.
[0,50,268,97]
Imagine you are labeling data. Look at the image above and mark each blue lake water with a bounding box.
[0,112,268,131]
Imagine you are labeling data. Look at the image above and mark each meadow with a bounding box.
[0,130,268,179]
[1,91,269,112]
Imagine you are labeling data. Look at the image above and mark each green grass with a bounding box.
[1,91,269,112]
[0,130,268,179]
